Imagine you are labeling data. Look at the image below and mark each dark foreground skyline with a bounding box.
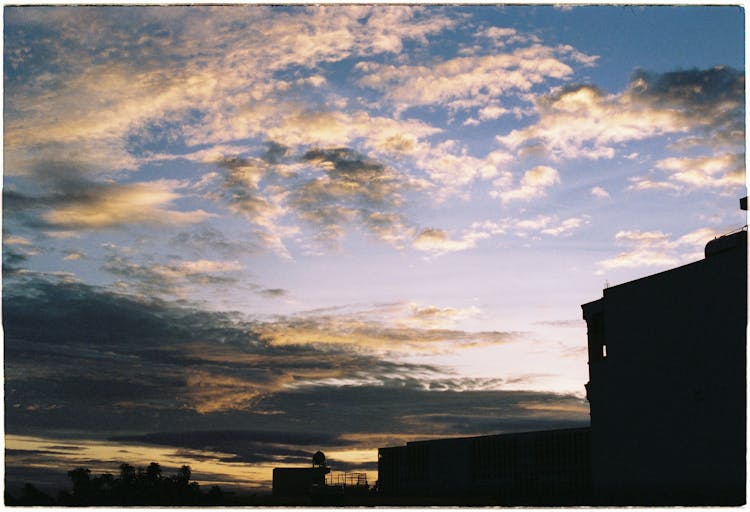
[4,5,745,492]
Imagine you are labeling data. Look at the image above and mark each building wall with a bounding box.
[471,427,590,502]
[583,230,747,505]
[378,427,591,504]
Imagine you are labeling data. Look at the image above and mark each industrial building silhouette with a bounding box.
[378,427,591,505]
[375,199,747,506]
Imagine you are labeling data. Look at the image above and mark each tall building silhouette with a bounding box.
[377,201,746,505]
[583,227,747,505]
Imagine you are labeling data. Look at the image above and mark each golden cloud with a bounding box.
[42,180,214,230]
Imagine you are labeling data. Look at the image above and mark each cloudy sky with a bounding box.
[3,4,745,493]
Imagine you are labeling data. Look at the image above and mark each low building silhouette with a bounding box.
[378,427,591,504]
[272,450,370,504]
[272,451,330,498]
[583,227,746,505]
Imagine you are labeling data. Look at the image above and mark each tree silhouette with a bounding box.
[146,462,162,481]
[177,464,191,484]
[120,463,136,482]
[6,460,227,506]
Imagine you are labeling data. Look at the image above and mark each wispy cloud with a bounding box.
[102,254,243,297]
[356,39,596,114]
[255,310,517,353]
[597,227,720,272]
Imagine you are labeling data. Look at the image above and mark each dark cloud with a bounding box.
[4,274,588,488]
[214,155,277,220]
[257,386,588,441]
[6,448,74,457]
[259,288,287,298]
[630,66,744,109]
[262,141,291,164]
[171,226,259,257]
[2,246,29,274]
[3,163,116,225]
[289,147,421,247]
[112,429,351,448]
[3,275,447,429]
[629,66,745,148]
[206,146,418,251]
[110,429,357,465]
[101,253,241,297]
[4,162,210,232]
[325,459,379,472]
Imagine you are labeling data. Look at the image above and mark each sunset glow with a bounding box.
[3,4,745,494]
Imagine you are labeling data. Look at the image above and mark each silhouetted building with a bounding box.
[583,228,747,505]
[378,427,591,504]
[272,451,330,497]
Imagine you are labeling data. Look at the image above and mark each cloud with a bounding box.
[412,228,488,255]
[470,214,589,239]
[408,213,589,256]
[491,165,560,202]
[101,253,243,297]
[628,153,745,194]
[413,142,513,199]
[111,387,588,459]
[597,227,721,272]
[3,235,34,246]
[171,226,260,257]
[4,165,213,234]
[198,146,426,255]
[497,67,745,163]
[41,181,213,230]
[62,251,85,261]
[5,6,449,178]
[2,233,43,274]
[258,288,288,299]
[356,40,596,114]
[402,303,480,329]
[254,310,517,353]
[290,147,417,248]
[626,176,682,192]
[654,154,745,191]
[590,186,610,198]
[3,247,30,275]
[3,275,520,425]
[110,429,356,462]
[534,319,585,328]
[4,274,588,488]
[207,155,296,257]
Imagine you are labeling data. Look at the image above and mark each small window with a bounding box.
[602,344,607,358]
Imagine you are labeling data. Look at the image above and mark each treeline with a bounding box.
[5,462,228,506]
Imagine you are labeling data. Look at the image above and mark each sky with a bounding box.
[2,4,746,493]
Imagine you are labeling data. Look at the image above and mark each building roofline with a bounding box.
[379,426,591,450]
[597,229,746,297]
